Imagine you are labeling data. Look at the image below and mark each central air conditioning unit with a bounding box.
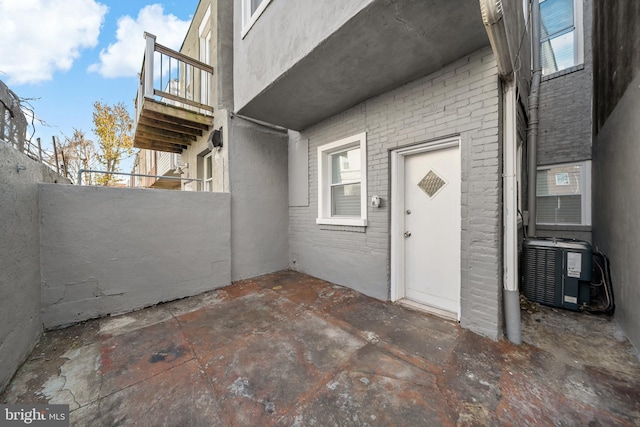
[522,238,592,311]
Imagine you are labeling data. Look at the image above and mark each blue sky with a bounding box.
[0,0,200,171]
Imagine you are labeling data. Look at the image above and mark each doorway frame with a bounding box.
[390,136,461,315]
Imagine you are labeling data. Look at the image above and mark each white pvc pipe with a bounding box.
[503,79,522,344]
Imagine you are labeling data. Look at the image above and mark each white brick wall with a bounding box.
[289,47,503,339]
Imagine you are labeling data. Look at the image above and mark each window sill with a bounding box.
[536,224,592,232]
[316,218,367,227]
[542,64,585,81]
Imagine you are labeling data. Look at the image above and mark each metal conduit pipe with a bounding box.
[77,169,203,186]
[528,0,542,237]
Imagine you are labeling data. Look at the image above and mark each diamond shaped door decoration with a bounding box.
[418,169,447,198]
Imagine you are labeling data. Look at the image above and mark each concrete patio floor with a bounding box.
[2,270,639,426]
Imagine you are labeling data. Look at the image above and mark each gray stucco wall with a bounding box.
[0,144,68,393]
[233,0,372,112]
[228,116,289,281]
[289,47,503,339]
[593,74,640,352]
[288,130,308,207]
[39,185,231,328]
[593,0,640,132]
[216,0,235,111]
[502,0,530,109]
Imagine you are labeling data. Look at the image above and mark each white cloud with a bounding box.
[0,0,107,86]
[88,4,191,78]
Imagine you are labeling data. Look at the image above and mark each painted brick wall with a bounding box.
[536,0,593,242]
[289,47,503,339]
[538,0,593,165]
[538,68,592,165]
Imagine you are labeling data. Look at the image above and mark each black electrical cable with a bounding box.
[518,209,528,239]
[588,251,615,315]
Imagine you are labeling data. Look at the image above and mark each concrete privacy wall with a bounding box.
[593,74,640,352]
[0,144,68,393]
[536,0,593,242]
[592,0,640,353]
[39,185,231,329]
[0,81,27,148]
[289,47,503,339]
[228,116,289,281]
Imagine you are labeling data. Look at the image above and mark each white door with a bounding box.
[403,145,460,316]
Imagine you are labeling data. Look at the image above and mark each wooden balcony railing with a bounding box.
[133,32,214,153]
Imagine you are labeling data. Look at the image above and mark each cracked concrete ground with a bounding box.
[2,270,639,426]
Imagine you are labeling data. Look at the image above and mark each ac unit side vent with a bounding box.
[524,247,556,305]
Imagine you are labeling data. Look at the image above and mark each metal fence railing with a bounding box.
[78,169,203,190]
[1,136,57,172]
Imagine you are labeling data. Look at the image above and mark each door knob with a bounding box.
[404,231,411,237]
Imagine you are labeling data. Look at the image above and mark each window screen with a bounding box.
[251,0,265,14]
[540,0,577,74]
[330,148,361,216]
[536,164,583,224]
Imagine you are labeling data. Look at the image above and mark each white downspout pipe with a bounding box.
[479,0,521,344]
[503,80,521,344]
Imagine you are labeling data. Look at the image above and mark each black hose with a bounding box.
[588,251,615,315]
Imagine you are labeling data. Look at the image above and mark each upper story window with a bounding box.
[536,161,591,226]
[199,6,212,106]
[540,0,583,75]
[203,152,213,192]
[316,133,368,227]
[242,0,273,38]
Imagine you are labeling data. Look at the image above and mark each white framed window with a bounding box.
[199,5,211,106]
[144,149,150,172]
[539,0,584,75]
[203,152,213,192]
[316,133,367,227]
[242,0,271,38]
[241,0,273,38]
[536,160,591,225]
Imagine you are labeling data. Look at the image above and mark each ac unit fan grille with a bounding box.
[523,247,556,305]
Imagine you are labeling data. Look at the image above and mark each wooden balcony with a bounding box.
[134,33,214,153]
[150,152,182,190]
